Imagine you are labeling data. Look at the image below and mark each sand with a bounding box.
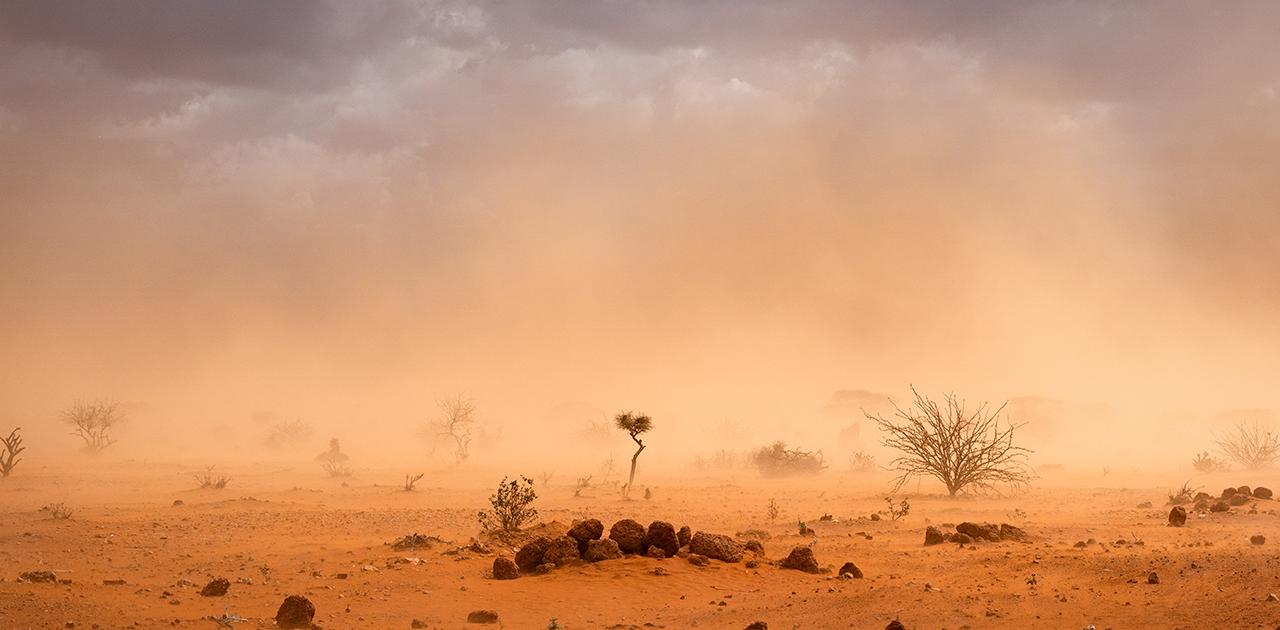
[2,462,1278,629]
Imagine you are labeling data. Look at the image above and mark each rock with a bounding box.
[950,533,974,545]
[1168,506,1187,527]
[467,610,500,624]
[1195,498,1210,511]
[492,556,519,580]
[274,595,316,629]
[644,521,680,557]
[515,536,553,572]
[742,540,765,555]
[535,562,554,574]
[19,571,57,583]
[689,532,743,562]
[838,562,863,578]
[1221,487,1238,499]
[1210,500,1230,513]
[609,519,647,554]
[1267,592,1278,602]
[956,522,1001,542]
[1193,491,1213,502]
[779,546,820,573]
[870,513,881,521]
[1136,501,1153,508]
[171,500,184,507]
[886,621,906,630]
[1147,572,1159,585]
[412,620,428,628]
[646,545,667,559]
[1238,485,1252,496]
[542,536,582,567]
[745,623,768,630]
[199,577,230,597]
[1254,486,1273,500]
[688,553,710,567]
[1251,535,1266,545]
[999,523,1027,540]
[585,538,623,562]
[567,518,604,553]
[924,526,947,546]
[678,525,692,548]
[1229,493,1250,506]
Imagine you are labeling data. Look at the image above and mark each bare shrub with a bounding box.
[1,427,24,477]
[403,472,424,491]
[315,438,352,477]
[615,412,653,497]
[1167,481,1199,506]
[60,401,126,454]
[430,396,477,464]
[1215,421,1280,470]
[477,476,538,532]
[767,498,780,521]
[1191,451,1229,473]
[867,388,1032,497]
[573,475,592,497]
[750,441,826,478]
[263,419,312,449]
[880,496,910,520]
[848,450,876,473]
[193,466,230,489]
[577,417,613,444]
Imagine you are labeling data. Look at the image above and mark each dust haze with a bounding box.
[3,0,1279,472]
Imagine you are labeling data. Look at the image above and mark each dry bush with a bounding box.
[477,476,538,532]
[615,412,653,497]
[867,388,1031,497]
[881,496,910,520]
[1166,480,1199,506]
[41,503,72,519]
[315,438,352,477]
[60,401,125,454]
[848,450,876,473]
[1215,421,1280,470]
[767,498,780,521]
[403,472,424,491]
[750,441,826,478]
[1,427,24,477]
[430,395,477,464]
[1191,451,1229,473]
[263,418,312,449]
[193,465,230,489]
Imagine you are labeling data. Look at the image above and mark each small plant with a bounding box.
[547,619,564,630]
[1,427,24,477]
[573,475,592,497]
[1214,421,1280,470]
[767,498,780,521]
[880,496,910,521]
[750,441,826,478]
[798,519,814,536]
[1166,480,1199,506]
[41,503,72,519]
[194,465,230,489]
[315,438,352,477]
[60,400,126,454]
[540,471,553,487]
[1191,451,1229,473]
[477,476,538,532]
[404,472,424,491]
[615,412,653,497]
[848,450,876,473]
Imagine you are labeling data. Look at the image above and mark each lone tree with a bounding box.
[431,395,476,464]
[866,388,1031,497]
[60,401,126,454]
[615,411,652,497]
[1215,420,1280,470]
[1,427,23,477]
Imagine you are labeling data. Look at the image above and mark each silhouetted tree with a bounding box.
[1215,421,1280,470]
[615,412,652,497]
[1,427,23,477]
[60,401,125,454]
[431,395,476,464]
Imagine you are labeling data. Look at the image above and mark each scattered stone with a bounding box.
[646,545,667,559]
[1147,572,1159,585]
[652,566,669,576]
[999,523,1027,540]
[1221,487,1238,499]
[171,500,184,507]
[585,538,623,562]
[951,533,974,545]
[542,536,582,567]
[644,521,680,557]
[689,532,743,562]
[567,518,604,553]
[274,595,316,629]
[838,562,863,578]
[1168,506,1187,527]
[1238,485,1252,497]
[1267,593,1278,602]
[535,562,554,574]
[924,526,947,546]
[412,620,428,628]
[745,623,768,630]
[1210,501,1230,513]
[19,571,57,584]
[467,610,500,624]
[1254,486,1273,500]
[779,546,820,573]
[390,533,445,551]
[609,519,647,554]
[869,513,881,521]
[199,577,230,597]
[886,621,906,630]
[1251,535,1266,545]
[515,537,553,572]
[688,553,710,567]
[492,557,519,580]
[742,540,765,555]
[678,525,692,548]
[957,522,1001,542]
[1136,501,1152,508]
[1229,494,1250,506]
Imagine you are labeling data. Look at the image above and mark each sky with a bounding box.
[1,1,1278,462]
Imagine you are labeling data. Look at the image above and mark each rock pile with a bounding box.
[924,522,1027,546]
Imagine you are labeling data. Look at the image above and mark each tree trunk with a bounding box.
[627,442,646,492]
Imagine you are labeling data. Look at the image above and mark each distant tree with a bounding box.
[60,401,126,454]
[315,438,351,477]
[430,395,477,464]
[615,412,652,497]
[1,427,24,477]
[1215,421,1280,470]
[867,388,1031,497]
